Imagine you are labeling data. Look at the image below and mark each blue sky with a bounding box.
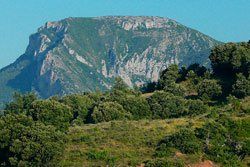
[0,0,249,68]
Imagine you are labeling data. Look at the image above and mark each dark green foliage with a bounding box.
[187,63,208,77]
[108,82,151,119]
[210,42,250,77]
[163,82,186,97]
[159,64,179,85]
[157,128,202,154]
[232,73,250,98]
[0,114,66,166]
[140,82,158,93]
[112,77,129,92]
[159,65,185,96]
[209,42,250,97]
[60,94,94,124]
[147,91,186,118]
[91,102,132,123]
[186,99,208,116]
[197,79,222,100]
[5,92,37,114]
[28,100,72,131]
[121,96,151,120]
[178,63,208,82]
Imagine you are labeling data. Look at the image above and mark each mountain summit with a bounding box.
[0,16,220,105]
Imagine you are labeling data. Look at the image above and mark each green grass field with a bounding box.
[59,116,209,166]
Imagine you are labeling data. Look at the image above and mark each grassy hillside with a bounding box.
[60,118,201,166]
[60,110,249,166]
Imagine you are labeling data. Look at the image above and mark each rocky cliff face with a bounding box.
[0,16,221,105]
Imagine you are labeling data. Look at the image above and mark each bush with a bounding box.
[5,92,37,115]
[186,99,208,116]
[158,128,202,154]
[195,117,248,165]
[209,42,250,77]
[147,91,186,118]
[120,96,151,120]
[0,114,66,166]
[232,73,250,98]
[159,64,179,85]
[91,102,132,123]
[28,100,73,131]
[60,94,94,124]
[163,82,186,97]
[197,79,222,101]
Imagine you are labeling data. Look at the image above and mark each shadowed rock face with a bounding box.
[0,16,221,105]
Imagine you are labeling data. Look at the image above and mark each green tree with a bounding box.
[112,77,129,92]
[147,91,186,118]
[159,64,179,88]
[197,79,222,101]
[209,42,250,95]
[0,114,66,166]
[60,94,94,124]
[232,73,250,98]
[159,65,185,96]
[91,102,131,123]
[210,42,250,76]
[5,92,37,114]
[121,96,151,120]
[186,99,208,116]
[28,100,72,131]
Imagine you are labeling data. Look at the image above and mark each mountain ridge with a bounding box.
[0,16,221,106]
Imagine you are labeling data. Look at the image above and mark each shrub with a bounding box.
[209,42,250,77]
[195,117,248,165]
[121,96,151,120]
[158,128,202,154]
[197,79,222,101]
[5,92,37,115]
[232,73,250,98]
[147,91,186,118]
[0,114,66,166]
[186,99,208,116]
[87,150,117,165]
[60,94,94,123]
[28,100,72,131]
[91,102,131,123]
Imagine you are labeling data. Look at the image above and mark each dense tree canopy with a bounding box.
[210,42,250,77]
[0,114,66,166]
[60,94,94,124]
[197,79,222,101]
[28,100,72,131]
[147,91,186,118]
[210,42,250,97]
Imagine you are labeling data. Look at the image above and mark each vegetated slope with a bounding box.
[60,105,249,167]
[60,118,203,167]
[0,16,221,107]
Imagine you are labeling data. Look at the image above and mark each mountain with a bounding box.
[0,16,221,106]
